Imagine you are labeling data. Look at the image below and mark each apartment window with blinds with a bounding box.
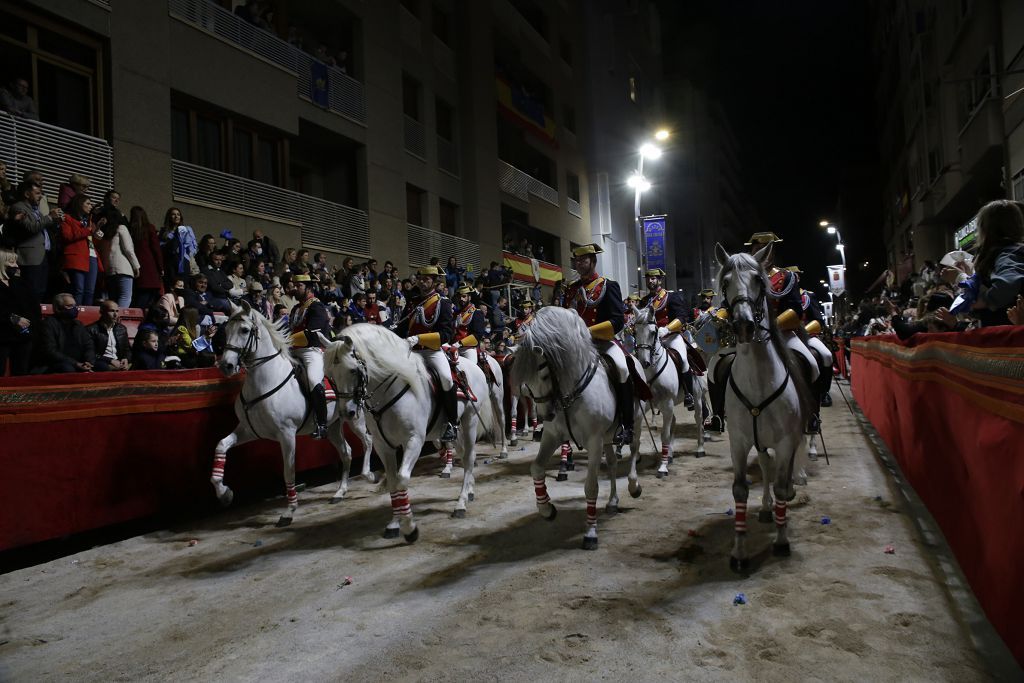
[439,198,457,235]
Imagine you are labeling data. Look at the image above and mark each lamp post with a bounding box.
[630,130,669,290]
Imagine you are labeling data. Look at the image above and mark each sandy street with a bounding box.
[0,385,1004,682]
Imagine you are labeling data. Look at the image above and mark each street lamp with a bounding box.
[633,132,668,287]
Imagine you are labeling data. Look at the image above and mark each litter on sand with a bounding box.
[884,544,896,554]
[187,539,199,547]
[336,577,353,589]
[733,593,747,605]
[821,516,832,525]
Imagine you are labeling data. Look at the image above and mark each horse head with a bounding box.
[716,242,771,344]
[323,334,364,417]
[631,305,659,369]
[219,299,256,376]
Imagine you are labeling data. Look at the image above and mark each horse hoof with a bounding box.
[542,505,557,521]
[581,536,599,551]
[758,510,773,524]
[382,527,400,539]
[656,471,667,479]
[404,527,420,544]
[695,449,705,458]
[365,472,378,484]
[451,509,466,519]
[468,492,475,502]
[556,472,568,482]
[773,542,791,557]
[329,496,344,505]
[729,556,750,573]
[439,472,451,479]
[498,452,508,460]
[510,438,518,447]
[218,489,234,508]
[606,504,618,514]
[629,485,642,499]
[275,516,293,528]
[566,462,575,471]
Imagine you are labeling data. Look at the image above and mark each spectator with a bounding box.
[87,300,130,371]
[276,247,297,276]
[57,173,90,212]
[159,207,198,286]
[0,248,37,375]
[248,259,272,288]
[252,228,279,266]
[349,292,367,323]
[967,200,1024,326]
[182,274,216,319]
[490,294,510,337]
[7,179,62,303]
[272,303,289,325]
[99,214,141,309]
[139,304,176,349]
[39,293,94,373]
[201,250,239,312]
[312,252,329,275]
[61,192,106,306]
[350,262,368,296]
[224,238,245,269]
[245,281,271,318]
[366,258,379,286]
[227,260,247,292]
[98,189,128,229]
[0,160,12,212]
[131,328,166,370]
[171,307,216,369]
[0,77,39,120]
[445,256,463,292]
[485,261,504,306]
[128,206,164,310]
[364,290,383,324]
[195,233,218,272]
[470,279,486,307]
[158,277,186,325]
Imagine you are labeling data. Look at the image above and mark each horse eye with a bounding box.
[239,327,249,334]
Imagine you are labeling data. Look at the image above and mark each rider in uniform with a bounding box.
[563,243,633,445]
[513,299,536,335]
[288,273,333,439]
[693,289,717,322]
[453,283,487,367]
[788,266,833,407]
[397,265,460,442]
[638,268,695,408]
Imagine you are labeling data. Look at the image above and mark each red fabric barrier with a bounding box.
[0,369,364,551]
[852,329,1024,665]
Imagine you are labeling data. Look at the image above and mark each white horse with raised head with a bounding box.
[510,306,641,550]
[631,305,708,476]
[214,301,374,527]
[716,244,814,571]
[322,323,500,540]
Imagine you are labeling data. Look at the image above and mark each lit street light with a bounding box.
[633,132,668,288]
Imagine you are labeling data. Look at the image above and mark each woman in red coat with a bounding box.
[128,205,165,309]
[61,193,106,306]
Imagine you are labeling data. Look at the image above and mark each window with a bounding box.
[233,129,253,179]
[439,198,458,235]
[406,184,426,226]
[196,116,223,171]
[171,107,190,161]
[566,172,580,202]
[436,98,455,141]
[402,72,421,120]
[432,6,451,46]
[1013,168,1024,201]
[928,146,943,183]
[256,136,279,185]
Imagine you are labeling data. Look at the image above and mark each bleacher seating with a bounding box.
[39,305,145,342]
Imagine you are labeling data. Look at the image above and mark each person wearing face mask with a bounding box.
[39,293,95,373]
[0,248,38,375]
[250,228,279,267]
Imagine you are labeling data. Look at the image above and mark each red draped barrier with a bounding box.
[852,329,1024,665]
[0,369,364,551]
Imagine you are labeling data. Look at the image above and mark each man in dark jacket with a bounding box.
[39,293,94,373]
[202,250,238,313]
[8,180,63,303]
[86,300,131,371]
[183,274,218,319]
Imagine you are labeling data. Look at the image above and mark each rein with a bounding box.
[527,356,600,450]
[728,368,790,452]
[723,267,772,344]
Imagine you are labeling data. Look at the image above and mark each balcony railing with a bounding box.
[0,112,113,203]
[497,160,559,207]
[169,0,366,125]
[567,197,582,218]
[407,223,481,272]
[404,116,427,159]
[437,136,459,176]
[171,160,370,257]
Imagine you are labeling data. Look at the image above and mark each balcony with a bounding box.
[169,0,366,125]
[404,116,427,159]
[0,112,113,202]
[498,160,559,207]
[567,197,582,218]
[437,136,459,177]
[171,160,370,257]
[407,223,480,271]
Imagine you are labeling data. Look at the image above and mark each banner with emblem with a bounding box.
[827,265,846,296]
[643,215,667,271]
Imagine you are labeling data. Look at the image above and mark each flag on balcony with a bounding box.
[496,76,558,147]
[311,61,329,108]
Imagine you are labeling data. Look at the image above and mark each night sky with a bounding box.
[657,0,884,295]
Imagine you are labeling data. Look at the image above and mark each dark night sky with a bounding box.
[657,0,884,294]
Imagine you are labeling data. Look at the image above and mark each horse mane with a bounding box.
[511,306,595,389]
[718,252,815,420]
[332,323,427,403]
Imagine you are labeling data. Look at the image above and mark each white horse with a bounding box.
[510,306,641,550]
[214,301,374,527]
[508,387,540,446]
[322,324,499,540]
[631,305,708,476]
[457,345,509,464]
[716,244,814,571]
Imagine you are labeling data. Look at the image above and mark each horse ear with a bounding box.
[753,242,773,269]
[229,301,243,317]
[714,242,730,267]
[240,299,252,315]
[315,331,333,348]
[532,347,544,359]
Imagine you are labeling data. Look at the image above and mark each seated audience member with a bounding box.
[171,307,216,369]
[0,77,39,120]
[0,248,38,375]
[39,293,94,373]
[159,277,186,325]
[202,250,239,311]
[272,303,289,325]
[245,281,271,318]
[349,292,368,323]
[139,304,176,349]
[364,290,383,324]
[131,328,166,370]
[87,300,131,371]
[182,274,217,319]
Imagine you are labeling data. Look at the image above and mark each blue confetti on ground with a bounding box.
[733,593,747,605]
[821,516,831,525]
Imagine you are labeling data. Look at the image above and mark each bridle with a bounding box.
[722,266,771,344]
[525,355,599,451]
[223,315,282,369]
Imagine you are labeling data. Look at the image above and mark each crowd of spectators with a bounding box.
[234,0,352,75]
[0,164,547,375]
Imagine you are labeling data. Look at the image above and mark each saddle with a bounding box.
[475,348,497,385]
[685,344,707,375]
[427,364,477,403]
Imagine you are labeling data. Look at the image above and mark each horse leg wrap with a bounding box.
[560,443,570,464]
[661,444,670,466]
[774,500,788,528]
[286,483,298,507]
[533,478,550,506]
[531,417,538,430]
[510,417,517,434]
[445,448,454,467]
[586,498,598,528]
[211,453,226,482]
[734,501,748,533]
[390,489,412,517]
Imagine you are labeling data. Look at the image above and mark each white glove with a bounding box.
[406,336,419,348]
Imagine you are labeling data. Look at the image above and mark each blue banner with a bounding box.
[643,215,667,271]
[311,61,329,108]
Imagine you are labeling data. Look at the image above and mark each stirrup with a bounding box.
[805,414,821,435]
[441,422,458,443]
[706,415,724,433]
[820,393,833,407]
[311,423,328,440]
[614,425,633,446]
[684,393,694,409]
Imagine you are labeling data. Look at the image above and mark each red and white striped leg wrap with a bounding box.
[734,501,748,533]
[774,500,788,528]
[661,444,670,466]
[445,448,454,466]
[211,453,226,482]
[285,483,298,507]
[390,490,412,517]
[511,417,517,433]
[533,478,550,506]
[561,443,571,463]
[586,498,598,528]
[531,417,538,429]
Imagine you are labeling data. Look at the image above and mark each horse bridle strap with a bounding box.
[528,357,600,451]
[728,369,790,452]
[724,278,771,344]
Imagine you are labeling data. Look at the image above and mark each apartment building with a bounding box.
[1,0,596,277]
[869,0,1024,275]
